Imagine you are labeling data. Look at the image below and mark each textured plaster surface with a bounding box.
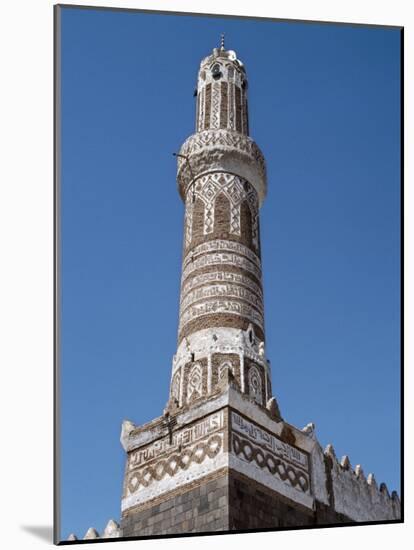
[327,450,400,521]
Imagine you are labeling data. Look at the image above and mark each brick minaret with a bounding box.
[118,41,400,538]
[169,41,270,413]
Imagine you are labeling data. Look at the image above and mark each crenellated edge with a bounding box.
[117,387,400,526]
[67,519,120,541]
[322,445,400,522]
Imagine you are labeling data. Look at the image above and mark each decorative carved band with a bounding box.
[176,130,267,206]
[184,174,259,247]
[127,434,223,494]
[180,283,263,313]
[181,270,263,301]
[185,191,194,247]
[211,81,220,129]
[179,130,265,176]
[232,412,308,469]
[179,298,264,332]
[232,432,310,493]
[181,252,262,283]
[126,411,225,495]
[129,410,224,471]
[183,239,261,270]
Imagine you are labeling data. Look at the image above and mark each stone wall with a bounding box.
[229,470,314,530]
[321,444,401,522]
[119,467,356,539]
[121,471,230,536]
[121,386,400,533]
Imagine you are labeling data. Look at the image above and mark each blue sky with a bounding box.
[59,6,401,540]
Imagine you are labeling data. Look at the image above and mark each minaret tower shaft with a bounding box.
[169,42,271,412]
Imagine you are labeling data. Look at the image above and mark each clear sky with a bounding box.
[59,6,401,540]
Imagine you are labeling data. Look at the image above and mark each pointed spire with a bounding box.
[67,533,78,541]
[220,33,225,50]
[84,527,99,540]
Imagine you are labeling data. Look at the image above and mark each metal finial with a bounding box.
[220,33,225,50]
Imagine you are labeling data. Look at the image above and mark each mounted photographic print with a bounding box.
[54,4,403,544]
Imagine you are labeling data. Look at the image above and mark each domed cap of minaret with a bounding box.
[199,33,246,76]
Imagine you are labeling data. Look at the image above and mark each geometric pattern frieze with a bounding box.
[211,82,220,129]
[228,81,235,130]
[179,130,265,176]
[187,363,203,400]
[129,411,225,471]
[184,173,259,247]
[231,432,310,494]
[127,433,223,494]
[197,61,246,133]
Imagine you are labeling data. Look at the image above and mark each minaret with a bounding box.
[118,40,400,538]
[169,38,271,413]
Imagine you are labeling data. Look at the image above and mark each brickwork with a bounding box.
[214,192,231,240]
[240,201,254,250]
[174,44,265,362]
[220,81,228,129]
[179,312,265,344]
[178,175,264,347]
[204,83,211,130]
[195,49,248,136]
[235,85,242,133]
[212,352,241,390]
[183,177,260,254]
[120,468,354,538]
[228,470,353,530]
[187,197,205,248]
[121,473,230,536]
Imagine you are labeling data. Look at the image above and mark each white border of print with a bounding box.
[0,1,410,549]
